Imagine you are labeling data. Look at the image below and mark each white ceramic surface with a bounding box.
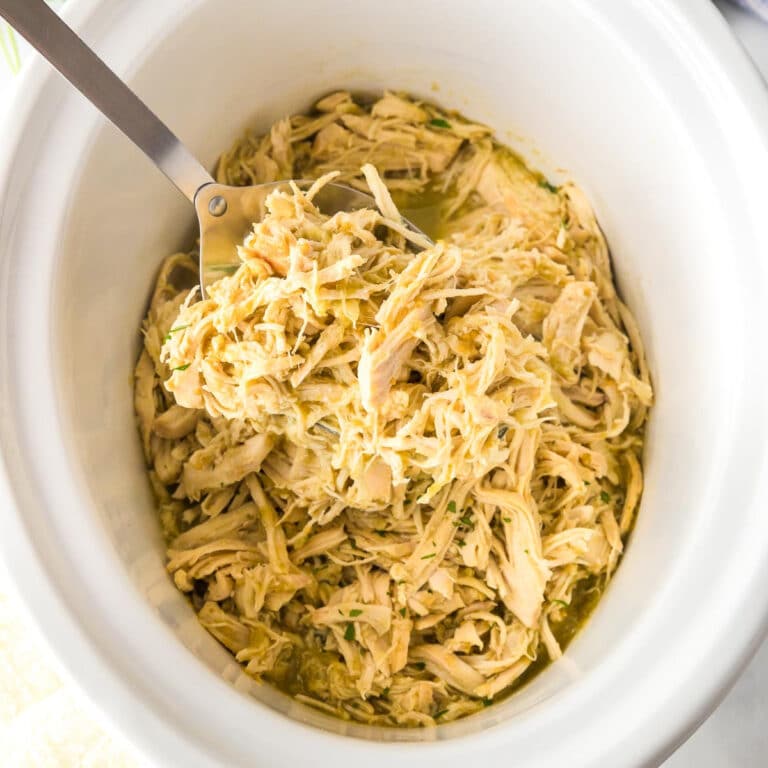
[1,1,768,766]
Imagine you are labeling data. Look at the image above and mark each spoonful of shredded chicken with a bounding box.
[0,0,428,298]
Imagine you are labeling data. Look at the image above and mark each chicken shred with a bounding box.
[134,91,652,726]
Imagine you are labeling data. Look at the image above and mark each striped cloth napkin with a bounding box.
[728,0,768,21]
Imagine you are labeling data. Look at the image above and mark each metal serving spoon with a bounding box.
[0,0,427,294]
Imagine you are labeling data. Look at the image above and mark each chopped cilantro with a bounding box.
[344,623,355,641]
[430,117,451,129]
[600,490,611,503]
[399,607,407,617]
[538,179,558,193]
[584,480,590,486]
[497,425,509,439]
[456,539,466,547]
[374,529,387,536]
[163,324,190,342]
[413,661,427,671]
[338,608,344,616]
[447,500,457,514]
[481,697,493,707]
[502,516,512,523]
[172,363,191,372]
[523,548,529,554]
[460,515,473,527]
[381,687,390,697]
[349,608,363,617]
[552,599,570,608]
[434,709,449,719]
[421,552,436,560]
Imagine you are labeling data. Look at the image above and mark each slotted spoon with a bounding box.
[0,0,428,295]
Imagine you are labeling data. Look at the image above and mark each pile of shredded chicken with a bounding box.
[134,92,652,726]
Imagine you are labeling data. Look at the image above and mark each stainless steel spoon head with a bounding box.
[194,181,430,296]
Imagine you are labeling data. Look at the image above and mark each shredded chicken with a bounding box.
[134,91,652,726]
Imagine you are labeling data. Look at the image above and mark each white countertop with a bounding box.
[0,3,766,766]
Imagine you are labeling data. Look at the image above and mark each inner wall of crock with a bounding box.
[53,0,729,739]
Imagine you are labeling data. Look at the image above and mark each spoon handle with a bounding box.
[0,0,214,202]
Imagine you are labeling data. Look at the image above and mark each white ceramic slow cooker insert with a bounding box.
[1,0,768,766]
